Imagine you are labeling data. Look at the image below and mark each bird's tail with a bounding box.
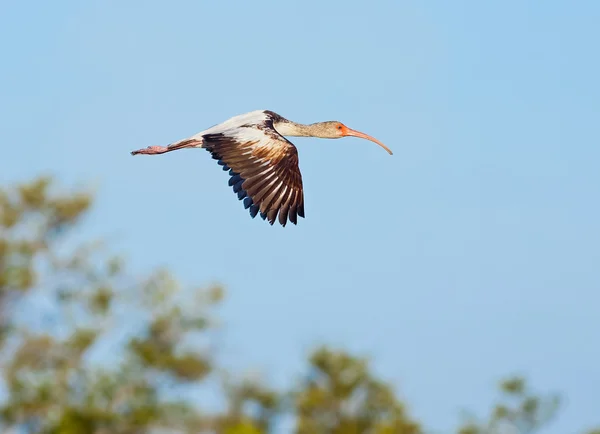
[130,137,203,156]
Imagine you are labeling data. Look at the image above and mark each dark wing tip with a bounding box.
[288,206,298,225]
[228,174,242,186]
[249,204,259,218]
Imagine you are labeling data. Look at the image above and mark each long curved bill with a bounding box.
[342,127,393,155]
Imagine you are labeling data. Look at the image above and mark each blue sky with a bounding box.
[1,0,599,432]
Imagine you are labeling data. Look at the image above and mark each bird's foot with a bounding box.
[130,145,169,155]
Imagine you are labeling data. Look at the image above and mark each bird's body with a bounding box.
[131,110,392,227]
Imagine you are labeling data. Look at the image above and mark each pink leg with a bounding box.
[130,139,201,156]
[130,145,170,155]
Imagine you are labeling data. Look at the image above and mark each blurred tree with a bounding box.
[0,176,597,434]
[457,376,561,434]
[0,176,279,433]
[291,347,421,434]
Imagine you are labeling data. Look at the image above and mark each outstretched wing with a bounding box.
[202,123,305,227]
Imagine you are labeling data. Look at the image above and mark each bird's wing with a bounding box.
[201,123,304,227]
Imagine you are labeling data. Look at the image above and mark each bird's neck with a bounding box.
[274,121,316,137]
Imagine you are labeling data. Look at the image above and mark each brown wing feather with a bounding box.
[202,130,305,227]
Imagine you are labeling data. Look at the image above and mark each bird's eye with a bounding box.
[337,125,342,130]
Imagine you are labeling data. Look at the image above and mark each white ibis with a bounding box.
[131,110,392,227]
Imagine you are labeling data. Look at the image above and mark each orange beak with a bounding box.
[341,126,393,155]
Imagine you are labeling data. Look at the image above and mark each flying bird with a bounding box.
[131,110,392,227]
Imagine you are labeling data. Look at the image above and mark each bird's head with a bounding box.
[312,121,393,155]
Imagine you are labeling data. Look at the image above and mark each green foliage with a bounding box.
[0,176,597,434]
[458,376,561,434]
[0,176,220,432]
[293,347,421,434]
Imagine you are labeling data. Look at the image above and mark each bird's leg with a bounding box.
[130,139,202,156]
[130,146,170,155]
